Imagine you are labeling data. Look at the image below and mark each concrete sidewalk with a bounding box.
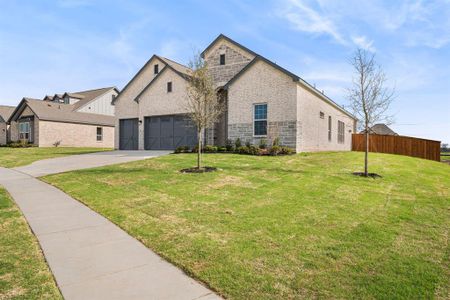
[13,150,171,177]
[0,167,220,300]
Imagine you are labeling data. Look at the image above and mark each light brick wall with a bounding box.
[137,67,191,149]
[114,57,163,149]
[297,84,355,152]
[0,123,6,145]
[38,120,114,147]
[204,38,255,87]
[227,60,299,149]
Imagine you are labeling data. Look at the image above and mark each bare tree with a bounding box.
[185,53,225,169]
[347,48,395,176]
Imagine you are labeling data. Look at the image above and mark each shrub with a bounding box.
[191,145,199,153]
[203,145,218,153]
[53,140,61,147]
[272,137,280,147]
[218,146,227,152]
[7,140,35,148]
[269,145,282,156]
[248,145,260,155]
[237,146,249,154]
[280,146,294,155]
[235,138,242,148]
[258,138,267,149]
[245,140,251,147]
[174,145,190,153]
[225,139,234,152]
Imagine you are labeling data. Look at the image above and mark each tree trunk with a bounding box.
[197,129,202,169]
[364,130,369,176]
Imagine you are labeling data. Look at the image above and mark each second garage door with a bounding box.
[144,115,197,150]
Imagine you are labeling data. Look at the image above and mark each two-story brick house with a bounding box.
[113,34,356,152]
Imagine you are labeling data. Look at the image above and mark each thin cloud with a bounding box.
[280,0,346,44]
[351,35,376,52]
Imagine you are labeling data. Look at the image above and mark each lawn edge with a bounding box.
[40,177,226,299]
[0,186,63,299]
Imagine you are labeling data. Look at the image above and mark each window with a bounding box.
[320,111,324,119]
[338,121,345,144]
[167,81,172,93]
[328,116,332,142]
[19,121,31,141]
[154,64,159,74]
[220,54,225,65]
[96,127,103,141]
[254,104,267,136]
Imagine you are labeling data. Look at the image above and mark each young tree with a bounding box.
[347,48,395,176]
[185,53,225,170]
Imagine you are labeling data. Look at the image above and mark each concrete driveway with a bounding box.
[13,150,171,177]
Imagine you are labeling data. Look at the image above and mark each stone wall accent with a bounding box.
[205,40,254,87]
[228,121,298,149]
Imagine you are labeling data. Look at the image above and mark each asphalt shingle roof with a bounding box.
[19,98,115,126]
[0,105,15,123]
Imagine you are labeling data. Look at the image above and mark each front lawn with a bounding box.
[43,152,450,299]
[0,188,62,299]
[441,153,450,162]
[0,147,112,168]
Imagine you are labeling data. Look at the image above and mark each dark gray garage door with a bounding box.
[119,118,139,150]
[144,115,197,150]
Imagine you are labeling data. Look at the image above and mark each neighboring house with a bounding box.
[0,105,15,145]
[361,124,398,136]
[8,87,118,147]
[113,34,356,152]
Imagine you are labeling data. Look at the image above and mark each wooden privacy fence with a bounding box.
[352,134,441,162]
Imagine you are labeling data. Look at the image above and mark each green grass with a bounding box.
[0,188,62,299]
[0,147,112,168]
[43,152,450,299]
[441,153,450,162]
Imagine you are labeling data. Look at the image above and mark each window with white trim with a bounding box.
[338,121,345,144]
[19,121,31,141]
[96,127,103,141]
[254,104,267,136]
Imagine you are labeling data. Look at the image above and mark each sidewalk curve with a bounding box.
[0,166,220,300]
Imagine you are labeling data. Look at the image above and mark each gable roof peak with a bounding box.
[201,33,257,58]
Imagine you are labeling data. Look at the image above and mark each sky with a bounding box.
[0,0,449,143]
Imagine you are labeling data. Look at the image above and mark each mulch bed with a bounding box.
[180,166,218,173]
[352,172,382,179]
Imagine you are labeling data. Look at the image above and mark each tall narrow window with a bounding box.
[154,64,159,74]
[338,121,345,144]
[167,81,172,93]
[220,54,225,65]
[328,116,332,142]
[96,127,103,141]
[19,121,31,141]
[254,104,267,136]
